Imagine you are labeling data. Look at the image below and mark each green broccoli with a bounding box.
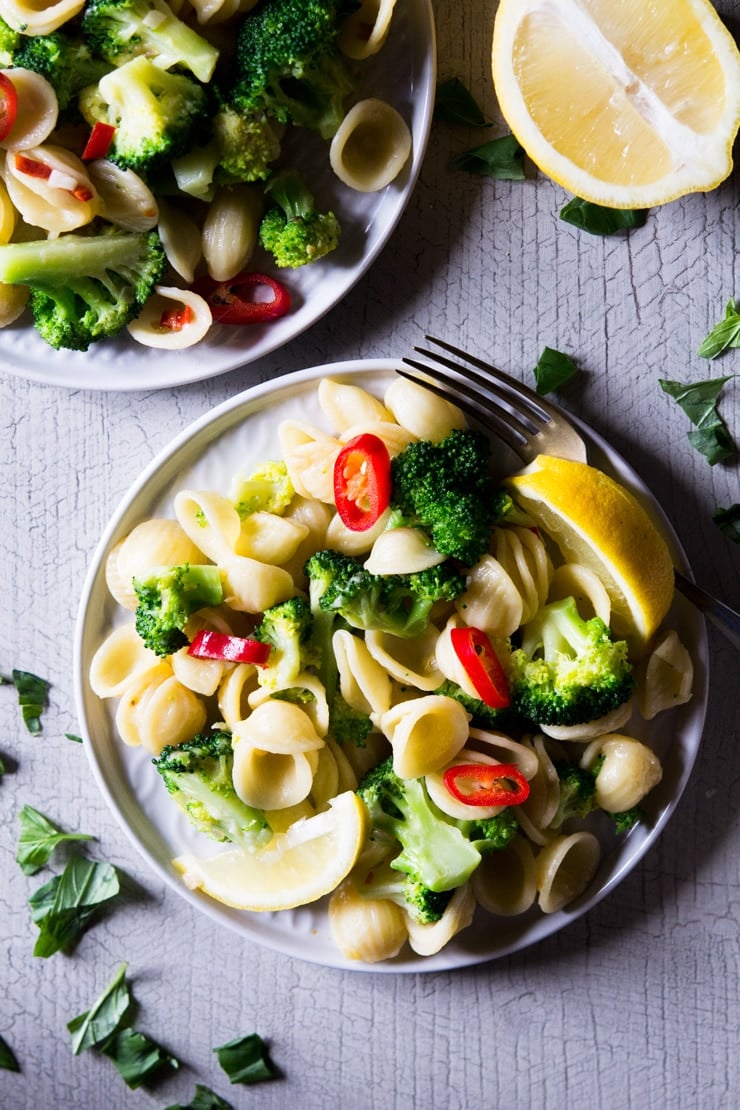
[550,759,643,833]
[356,858,453,925]
[357,757,482,893]
[305,549,465,641]
[231,0,355,139]
[13,30,111,113]
[133,563,224,657]
[252,596,317,689]
[0,229,166,351]
[78,55,209,175]
[0,16,19,65]
[611,807,642,833]
[232,459,294,518]
[81,0,219,82]
[212,103,282,184]
[153,730,272,849]
[328,692,373,747]
[389,429,513,566]
[508,595,635,728]
[259,169,340,269]
[433,678,522,732]
[453,807,519,853]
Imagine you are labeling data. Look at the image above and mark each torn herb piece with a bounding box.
[450,134,525,179]
[68,963,131,1055]
[17,804,95,875]
[560,197,648,235]
[214,1033,278,1085]
[101,1026,179,1089]
[0,1034,20,1072]
[10,670,50,733]
[65,733,83,743]
[435,77,490,126]
[165,1085,233,1110]
[697,298,740,359]
[533,347,579,395]
[659,376,736,465]
[29,854,120,957]
[713,504,740,543]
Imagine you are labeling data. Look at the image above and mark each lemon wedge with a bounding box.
[504,455,675,652]
[174,791,367,912]
[491,0,740,208]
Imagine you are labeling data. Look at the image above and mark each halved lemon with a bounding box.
[492,0,740,208]
[174,791,367,912]
[504,455,675,652]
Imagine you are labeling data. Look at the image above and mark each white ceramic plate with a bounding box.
[73,360,709,972]
[0,4,435,392]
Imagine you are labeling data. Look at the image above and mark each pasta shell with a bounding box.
[89,623,158,698]
[337,0,398,59]
[330,98,412,192]
[318,378,394,432]
[384,377,465,441]
[381,694,469,779]
[329,879,408,963]
[364,527,446,575]
[455,554,523,639]
[473,835,538,917]
[581,734,663,813]
[536,831,601,914]
[406,882,476,956]
[365,625,443,692]
[637,628,693,720]
[333,628,392,717]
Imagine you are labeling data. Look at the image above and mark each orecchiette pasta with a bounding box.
[380,694,469,779]
[364,526,446,576]
[637,629,693,720]
[318,377,394,433]
[472,835,538,917]
[406,882,476,956]
[535,831,601,914]
[329,877,408,963]
[581,734,663,813]
[126,285,213,350]
[365,625,443,692]
[330,98,412,193]
[201,183,262,281]
[384,377,466,441]
[86,160,159,232]
[1,69,59,149]
[337,0,398,60]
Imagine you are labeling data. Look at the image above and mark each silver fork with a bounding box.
[400,334,740,650]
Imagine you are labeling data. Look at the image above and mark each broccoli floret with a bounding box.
[82,0,219,82]
[357,757,482,892]
[550,762,597,829]
[232,0,355,139]
[0,16,19,65]
[253,596,317,689]
[258,169,340,269]
[454,808,520,854]
[328,692,373,747]
[0,229,166,351]
[390,429,512,566]
[305,549,465,641]
[79,55,209,175]
[13,30,111,113]
[212,104,282,184]
[611,808,643,833]
[357,858,453,925]
[133,563,224,657]
[232,459,294,517]
[153,730,272,849]
[508,596,635,728]
[433,679,522,733]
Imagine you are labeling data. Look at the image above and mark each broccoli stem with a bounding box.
[0,233,150,285]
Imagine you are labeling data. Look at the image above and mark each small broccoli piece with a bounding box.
[232,0,355,139]
[253,596,317,689]
[357,858,453,925]
[79,55,209,175]
[610,807,642,834]
[212,104,282,184]
[153,730,272,849]
[0,16,19,65]
[133,563,224,657]
[357,757,482,892]
[433,679,522,732]
[508,595,635,728]
[305,549,465,641]
[81,0,219,82]
[390,429,512,566]
[550,762,597,829]
[0,229,166,351]
[259,169,340,269]
[13,30,111,112]
[232,459,294,517]
[328,692,373,747]
[454,808,520,853]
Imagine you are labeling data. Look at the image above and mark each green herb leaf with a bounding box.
[164,1084,233,1110]
[29,855,120,957]
[434,77,490,126]
[214,1033,278,1085]
[533,347,579,395]
[0,1034,20,1072]
[713,504,740,543]
[65,733,83,743]
[9,670,50,733]
[450,134,525,179]
[68,963,131,1055]
[101,1026,179,1089]
[17,804,95,875]
[697,298,740,359]
[560,197,648,236]
[659,376,736,465]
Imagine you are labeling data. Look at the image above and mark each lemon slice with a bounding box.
[174,791,367,912]
[492,0,740,208]
[504,456,674,652]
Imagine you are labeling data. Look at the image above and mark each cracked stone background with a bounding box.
[1,1,739,1107]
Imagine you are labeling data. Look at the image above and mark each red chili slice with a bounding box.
[82,122,116,160]
[191,272,291,325]
[159,304,194,331]
[443,762,530,807]
[450,626,510,708]
[187,629,271,665]
[0,72,18,143]
[14,153,51,179]
[333,432,392,531]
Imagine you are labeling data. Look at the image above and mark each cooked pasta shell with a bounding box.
[516,735,561,844]
[473,835,538,918]
[329,878,408,963]
[249,673,330,738]
[136,674,208,754]
[492,526,553,626]
[4,144,98,232]
[325,506,391,557]
[86,160,158,231]
[324,735,359,794]
[280,495,333,583]
[330,98,412,193]
[538,698,634,742]
[217,661,260,727]
[235,510,309,564]
[582,734,663,813]
[278,420,342,504]
[455,554,523,639]
[89,623,158,698]
[157,196,203,282]
[127,286,212,350]
[467,728,541,782]
[425,746,502,820]
[233,700,325,755]
[309,743,340,810]
[110,518,208,609]
[365,625,443,692]
[364,527,446,575]
[637,628,693,720]
[406,882,476,956]
[337,0,398,59]
[333,628,392,717]
[202,184,262,281]
[535,831,601,914]
[547,562,611,625]
[339,419,416,456]
[381,694,469,779]
[384,377,465,441]
[434,616,481,698]
[115,661,173,747]
[232,744,318,810]
[317,377,394,433]
[1,69,58,148]
[221,555,296,613]
[0,0,84,35]
[171,645,224,696]
[174,489,241,562]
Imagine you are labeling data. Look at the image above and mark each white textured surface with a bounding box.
[2,1,740,1106]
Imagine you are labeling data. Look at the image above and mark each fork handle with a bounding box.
[674,570,740,651]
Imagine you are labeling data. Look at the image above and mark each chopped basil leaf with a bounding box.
[533,347,579,395]
[0,756,5,776]
[435,77,490,126]
[65,733,83,743]
[17,804,95,875]
[214,1033,278,1085]
[29,855,120,957]
[9,670,50,734]
[560,197,648,235]
[101,1026,179,1089]
[713,504,740,543]
[165,1084,233,1110]
[68,963,131,1055]
[450,134,525,179]
[0,1034,20,1072]
[659,376,736,465]
[697,298,740,359]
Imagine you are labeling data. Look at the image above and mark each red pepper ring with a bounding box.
[187,629,271,666]
[450,625,510,708]
[82,121,116,160]
[443,762,530,808]
[0,72,18,144]
[333,432,392,531]
[191,272,291,325]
